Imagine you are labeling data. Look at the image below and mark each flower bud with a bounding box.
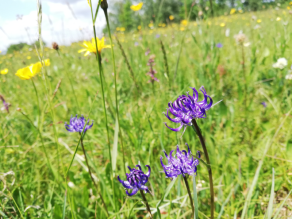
[52,42,59,51]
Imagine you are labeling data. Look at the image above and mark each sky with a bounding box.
[0,0,108,52]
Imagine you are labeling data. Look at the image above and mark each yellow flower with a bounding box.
[220,23,226,27]
[43,59,50,66]
[290,2,292,6]
[257,19,262,23]
[116,27,120,31]
[276,17,281,21]
[180,27,185,31]
[162,23,166,27]
[181,20,188,26]
[27,56,31,60]
[138,25,141,30]
[287,6,291,10]
[78,37,111,56]
[148,23,153,28]
[169,15,174,20]
[238,9,243,13]
[15,62,42,80]
[130,2,143,11]
[120,27,126,31]
[0,68,8,75]
[230,8,236,15]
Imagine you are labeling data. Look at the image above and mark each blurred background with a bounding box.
[0,0,284,54]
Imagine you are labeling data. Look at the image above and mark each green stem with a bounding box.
[241,44,247,113]
[192,119,214,219]
[103,7,126,175]
[139,190,153,219]
[183,176,195,218]
[80,134,109,216]
[31,79,41,128]
[56,50,80,111]
[18,110,54,178]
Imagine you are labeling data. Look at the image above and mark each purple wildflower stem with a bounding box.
[183,176,195,218]
[140,190,153,219]
[80,134,109,215]
[192,119,214,219]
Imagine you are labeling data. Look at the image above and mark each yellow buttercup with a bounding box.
[130,2,143,11]
[78,37,112,56]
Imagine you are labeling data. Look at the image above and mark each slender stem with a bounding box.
[139,190,153,219]
[56,50,80,111]
[31,79,41,128]
[183,176,195,218]
[18,111,54,178]
[192,119,214,219]
[80,134,109,216]
[241,44,247,112]
[103,8,126,175]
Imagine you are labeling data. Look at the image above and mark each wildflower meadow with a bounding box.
[1,0,292,218]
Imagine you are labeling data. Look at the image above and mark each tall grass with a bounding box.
[0,3,292,219]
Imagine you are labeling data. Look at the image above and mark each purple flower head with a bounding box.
[0,95,9,113]
[156,34,160,38]
[161,143,200,178]
[65,115,93,133]
[147,55,159,83]
[164,86,213,132]
[261,102,267,108]
[117,165,151,196]
[145,49,150,56]
[134,42,139,46]
[216,43,223,48]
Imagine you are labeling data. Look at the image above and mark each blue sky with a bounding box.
[0,0,106,52]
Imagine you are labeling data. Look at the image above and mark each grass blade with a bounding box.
[62,190,67,219]
[273,189,292,219]
[112,118,119,172]
[266,168,275,219]
[156,177,177,219]
[192,175,199,219]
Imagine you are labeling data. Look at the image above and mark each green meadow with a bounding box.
[1,2,292,219]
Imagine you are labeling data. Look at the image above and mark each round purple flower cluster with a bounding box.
[164,86,213,132]
[65,115,93,133]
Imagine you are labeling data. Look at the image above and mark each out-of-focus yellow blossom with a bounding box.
[148,23,153,28]
[116,27,120,31]
[230,8,236,15]
[208,21,211,26]
[287,6,291,10]
[138,25,141,30]
[15,62,42,80]
[169,15,174,20]
[180,27,185,31]
[120,27,126,31]
[162,23,166,27]
[27,56,31,60]
[220,23,226,27]
[194,22,197,26]
[0,68,8,75]
[181,20,188,26]
[43,59,50,66]
[257,19,262,23]
[78,37,111,56]
[290,2,292,6]
[239,9,243,13]
[130,2,143,11]
[276,17,281,21]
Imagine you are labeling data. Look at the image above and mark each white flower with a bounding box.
[234,32,247,44]
[285,74,292,80]
[68,182,75,188]
[273,58,288,69]
[244,42,251,47]
[225,28,230,37]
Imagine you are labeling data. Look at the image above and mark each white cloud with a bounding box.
[0,0,106,52]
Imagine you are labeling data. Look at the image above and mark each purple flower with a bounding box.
[147,55,159,83]
[0,95,9,113]
[216,43,223,48]
[118,165,151,196]
[65,115,93,133]
[134,42,139,46]
[164,86,213,132]
[261,102,267,108]
[160,143,200,178]
[145,49,150,56]
[156,34,160,38]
